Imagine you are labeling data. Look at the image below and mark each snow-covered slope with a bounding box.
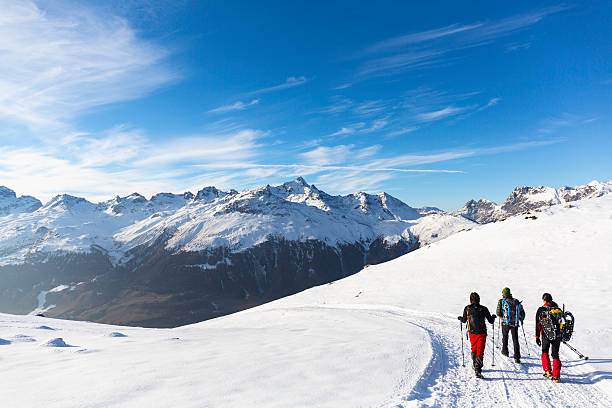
[0,177,466,266]
[1,192,610,407]
[0,186,41,216]
[0,178,474,326]
[457,180,612,223]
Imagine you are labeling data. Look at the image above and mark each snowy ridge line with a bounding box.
[0,177,476,266]
[456,179,612,224]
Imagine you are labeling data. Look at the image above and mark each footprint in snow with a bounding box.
[0,338,11,345]
[108,332,128,338]
[42,338,74,347]
[37,325,55,330]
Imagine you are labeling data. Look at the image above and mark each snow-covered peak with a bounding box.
[43,194,95,212]
[0,186,16,198]
[0,186,42,216]
[195,186,227,202]
[457,180,612,223]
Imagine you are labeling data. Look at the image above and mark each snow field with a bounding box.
[1,193,611,407]
[0,308,429,408]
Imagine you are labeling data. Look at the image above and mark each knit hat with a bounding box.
[502,287,512,297]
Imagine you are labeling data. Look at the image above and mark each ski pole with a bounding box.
[460,321,465,367]
[521,324,531,356]
[563,341,589,360]
[497,318,501,349]
[491,321,495,367]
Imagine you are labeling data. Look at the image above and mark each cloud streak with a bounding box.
[244,76,308,96]
[0,0,175,130]
[354,7,566,79]
[208,99,260,113]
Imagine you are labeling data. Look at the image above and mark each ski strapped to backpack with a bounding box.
[539,306,575,341]
[501,298,522,327]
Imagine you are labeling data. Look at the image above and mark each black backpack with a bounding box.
[501,298,522,327]
[539,306,575,341]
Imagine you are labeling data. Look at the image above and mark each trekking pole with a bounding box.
[497,318,501,349]
[563,341,589,360]
[460,321,465,367]
[521,324,531,356]
[491,321,495,367]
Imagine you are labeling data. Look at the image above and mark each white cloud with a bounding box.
[0,127,264,202]
[208,99,260,113]
[477,97,501,111]
[386,127,418,138]
[363,23,484,55]
[353,100,387,115]
[355,7,566,79]
[416,106,468,122]
[360,119,389,133]
[329,123,365,137]
[300,145,357,165]
[0,0,174,130]
[537,114,599,134]
[244,76,308,96]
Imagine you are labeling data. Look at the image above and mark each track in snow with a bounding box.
[291,304,611,408]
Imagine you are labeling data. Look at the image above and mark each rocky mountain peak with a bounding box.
[0,186,17,198]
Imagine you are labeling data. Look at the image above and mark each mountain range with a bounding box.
[0,178,609,327]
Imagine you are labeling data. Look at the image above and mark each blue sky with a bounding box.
[0,1,610,210]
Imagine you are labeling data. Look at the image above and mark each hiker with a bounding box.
[536,293,563,382]
[496,287,525,363]
[458,292,496,378]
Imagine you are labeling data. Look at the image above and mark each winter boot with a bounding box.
[514,357,521,364]
[474,355,484,377]
[543,371,552,378]
[471,351,477,370]
[551,376,561,383]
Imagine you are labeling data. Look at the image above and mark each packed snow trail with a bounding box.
[289,304,611,408]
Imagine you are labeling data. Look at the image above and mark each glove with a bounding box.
[536,337,541,346]
[492,314,497,320]
[457,316,463,321]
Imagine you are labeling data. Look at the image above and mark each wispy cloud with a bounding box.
[505,42,532,53]
[360,119,389,133]
[311,96,353,114]
[538,113,599,134]
[362,23,484,55]
[0,127,264,202]
[386,127,418,138]
[299,144,381,165]
[477,97,501,111]
[354,7,566,79]
[329,123,365,137]
[353,100,388,115]
[416,106,469,122]
[0,0,175,130]
[244,76,308,96]
[208,99,260,113]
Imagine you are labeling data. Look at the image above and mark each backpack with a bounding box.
[539,307,575,341]
[501,298,522,327]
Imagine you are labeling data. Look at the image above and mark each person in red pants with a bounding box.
[535,293,563,382]
[458,292,496,378]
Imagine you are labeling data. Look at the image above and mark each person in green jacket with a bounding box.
[496,287,526,363]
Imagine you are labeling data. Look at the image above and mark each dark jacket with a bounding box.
[535,301,559,338]
[496,295,526,325]
[460,304,495,334]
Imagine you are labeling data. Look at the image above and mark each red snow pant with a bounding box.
[469,333,487,357]
[541,336,562,377]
